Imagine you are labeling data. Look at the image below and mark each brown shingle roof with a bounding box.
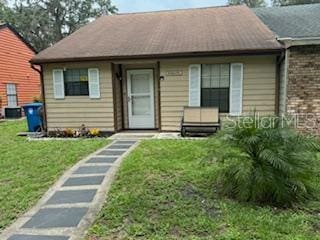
[32,5,282,64]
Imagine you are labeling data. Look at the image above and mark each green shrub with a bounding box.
[211,115,320,207]
[33,95,43,103]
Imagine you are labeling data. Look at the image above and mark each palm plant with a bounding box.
[212,115,320,207]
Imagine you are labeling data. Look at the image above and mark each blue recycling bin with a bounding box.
[23,103,43,132]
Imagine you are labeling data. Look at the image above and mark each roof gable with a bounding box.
[0,23,37,53]
[32,5,282,63]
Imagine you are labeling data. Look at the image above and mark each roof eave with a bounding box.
[278,37,320,48]
[31,48,283,64]
[0,23,37,53]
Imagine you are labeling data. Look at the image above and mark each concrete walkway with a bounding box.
[0,140,139,240]
[110,132,207,140]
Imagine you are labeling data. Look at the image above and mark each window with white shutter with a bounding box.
[201,64,230,112]
[53,69,65,99]
[6,84,17,107]
[88,68,100,99]
[188,64,201,107]
[229,63,243,116]
[64,68,89,96]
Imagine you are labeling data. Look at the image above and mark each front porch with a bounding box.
[111,62,161,132]
[111,55,279,134]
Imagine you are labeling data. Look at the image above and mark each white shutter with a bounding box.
[188,64,201,106]
[53,69,65,99]
[88,68,100,99]
[230,63,243,116]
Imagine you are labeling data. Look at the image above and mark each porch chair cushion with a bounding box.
[181,107,220,137]
[183,107,201,123]
[183,107,219,125]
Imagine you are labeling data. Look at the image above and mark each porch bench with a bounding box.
[180,107,220,137]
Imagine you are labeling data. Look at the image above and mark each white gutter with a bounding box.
[277,37,320,48]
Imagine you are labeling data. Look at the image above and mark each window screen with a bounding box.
[6,84,17,107]
[64,68,89,96]
[201,64,230,113]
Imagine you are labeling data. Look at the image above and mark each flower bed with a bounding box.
[48,124,104,138]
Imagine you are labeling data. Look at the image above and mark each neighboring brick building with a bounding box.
[255,4,320,134]
[0,23,40,118]
[286,45,320,134]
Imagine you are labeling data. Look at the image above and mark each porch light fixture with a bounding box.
[116,73,122,81]
[159,76,165,81]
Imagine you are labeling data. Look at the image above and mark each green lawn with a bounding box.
[0,120,109,231]
[87,140,320,240]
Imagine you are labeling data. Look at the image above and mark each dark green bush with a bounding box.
[211,115,320,207]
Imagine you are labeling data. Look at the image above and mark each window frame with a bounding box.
[6,83,18,107]
[200,64,231,113]
[64,68,90,96]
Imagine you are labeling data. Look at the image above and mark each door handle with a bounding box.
[127,96,131,102]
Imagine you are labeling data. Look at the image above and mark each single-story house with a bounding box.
[31,5,283,134]
[0,23,40,118]
[255,4,320,134]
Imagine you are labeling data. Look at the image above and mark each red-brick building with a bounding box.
[0,23,40,118]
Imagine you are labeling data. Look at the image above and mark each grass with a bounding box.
[87,140,320,240]
[0,120,109,231]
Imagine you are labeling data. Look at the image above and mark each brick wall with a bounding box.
[286,45,320,135]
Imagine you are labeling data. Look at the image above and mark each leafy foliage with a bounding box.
[0,0,12,22]
[228,0,267,7]
[210,115,320,207]
[1,0,118,51]
[272,0,320,6]
[49,124,102,138]
[87,140,320,239]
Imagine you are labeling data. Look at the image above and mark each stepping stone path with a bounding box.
[1,140,138,240]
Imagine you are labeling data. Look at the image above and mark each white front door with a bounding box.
[127,69,155,129]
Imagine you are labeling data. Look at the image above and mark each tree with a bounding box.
[228,0,267,7]
[4,0,118,51]
[0,0,13,22]
[272,0,320,6]
[0,1,5,21]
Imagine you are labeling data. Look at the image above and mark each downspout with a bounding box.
[111,63,118,133]
[277,37,292,115]
[31,64,47,132]
[275,51,286,116]
[283,48,289,113]
[119,64,125,130]
[157,61,161,131]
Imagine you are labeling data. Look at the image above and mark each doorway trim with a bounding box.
[127,69,155,129]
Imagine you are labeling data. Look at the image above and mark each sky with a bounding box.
[7,0,272,13]
[112,0,230,13]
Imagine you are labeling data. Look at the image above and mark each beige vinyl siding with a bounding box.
[159,65,188,131]
[160,55,277,131]
[43,61,114,131]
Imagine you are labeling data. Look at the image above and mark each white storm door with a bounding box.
[127,69,155,129]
